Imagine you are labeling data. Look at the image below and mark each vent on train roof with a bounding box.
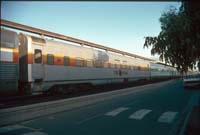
[31,36,46,44]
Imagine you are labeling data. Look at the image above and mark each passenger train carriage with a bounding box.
[0,28,179,96]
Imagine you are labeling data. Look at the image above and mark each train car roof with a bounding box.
[1,19,155,62]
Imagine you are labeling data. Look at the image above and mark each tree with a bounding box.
[143,2,200,73]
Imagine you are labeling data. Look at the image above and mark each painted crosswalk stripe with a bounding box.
[105,107,129,116]
[129,109,152,120]
[0,124,27,133]
[158,111,178,123]
[21,131,48,135]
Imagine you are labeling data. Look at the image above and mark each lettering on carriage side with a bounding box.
[114,70,120,76]
[114,70,128,76]
[121,70,128,75]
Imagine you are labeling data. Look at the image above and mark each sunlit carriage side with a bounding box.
[18,33,152,95]
[0,28,182,96]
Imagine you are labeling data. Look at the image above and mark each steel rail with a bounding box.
[1,19,154,61]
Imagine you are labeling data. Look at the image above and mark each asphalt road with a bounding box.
[1,79,200,135]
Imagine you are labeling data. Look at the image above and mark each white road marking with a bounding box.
[77,100,137,125]
[129,109,152,120]
[21,131,48,135]
[77,113,103,125]
[158,111,178,123]
[105,107,129,116]
[0,124,26,133]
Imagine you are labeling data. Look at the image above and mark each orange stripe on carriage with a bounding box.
[43,54,47,64]
[93,60,96,68]
[54,55,64,66]
[28,52,33,64]
[13,49,18,64]
[83,59,87,67]
[108,63,111,68]
[69,57,75,66]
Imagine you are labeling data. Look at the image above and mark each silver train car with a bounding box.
[0,28,179,96]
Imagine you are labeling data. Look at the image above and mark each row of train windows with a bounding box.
[34,49,148,70]
[34,49,101,67]
[34,49,173,72]
[150,68,173,72]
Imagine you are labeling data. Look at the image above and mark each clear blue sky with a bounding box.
[1,1,181,60]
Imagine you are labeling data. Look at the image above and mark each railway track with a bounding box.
[0,78,176,109]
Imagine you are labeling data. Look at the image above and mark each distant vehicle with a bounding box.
[183,74,200,89]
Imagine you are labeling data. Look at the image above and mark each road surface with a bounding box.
[0,79,199,135]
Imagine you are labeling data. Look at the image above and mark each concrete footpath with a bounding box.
[184,104,200,135]
[180,89,200,135]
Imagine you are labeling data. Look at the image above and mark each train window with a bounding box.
[31,36,46,44]
[122,65,126,69]
[1,29,18,48]
[111,64,115,68]
[34,49,42,64]
[116,64,120,69]
[96,60,102,68]
[151,68,158,71]
[114,59,120,62]
[87,60,93,67]
[47,54,54,65]
[64,56,69,66]
[115,64,117,68]
[75,58,84,67]
[104,62,108,68]
[141,67,145,71]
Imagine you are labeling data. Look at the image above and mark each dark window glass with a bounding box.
[111,64,115,68]
[87,60,93,67]
[47,54,54,65]
[104,62,108,68]
[75,58,83,67]
[122,65,127,69]
[64,56,69,66]
[34,49,42,64]
[151,68,158,71]
[116,64,120,69]
[31,36,46,44]
[1,29,17,48]
[96,60,102,68]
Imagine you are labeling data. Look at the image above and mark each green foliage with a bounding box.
[144,2,200,73]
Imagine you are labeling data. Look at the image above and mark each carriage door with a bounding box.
[32,44,44,81]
